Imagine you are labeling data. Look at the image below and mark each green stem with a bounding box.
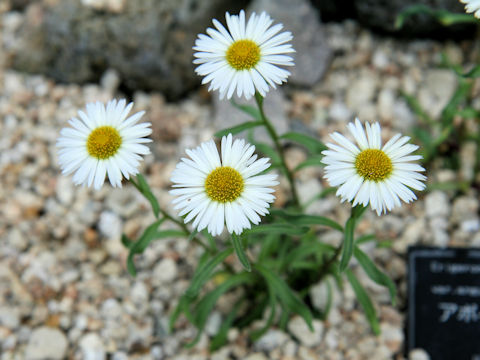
[129,177,212,253]
[319,204,366,278]
[254,92,300,208]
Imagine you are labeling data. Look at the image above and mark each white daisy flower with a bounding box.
[57,99,152,190]
[321,118,426,215]
[170,134,278,236]
[193,9,295,100]
[460,0,480,18]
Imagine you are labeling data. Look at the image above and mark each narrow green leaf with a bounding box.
[254,142,282,168]
[214,121,263,137]
[345,269,380,335]
[250,293,277,341]
[441,79,472,127]
[135,220,167,253]
[455,107,480,118]
[258,233,279,262]
[401,92,433,126]
[355,234,376,245]
[169,296,189,332]
[133,174,160,218]
[230,99,262,120]
[245,223,309,236]
[126,218,165,276]
[395,4,477,29]
[126,254,138,277]
[462,65,480,78]
[280,131,327,154]
[210,298,244,351]
[155,229,187,240]
[256,264,313,331]
[201,229,217,252]
[188,228,199,242]
[185,247,234,299]
[354,246,396,305]
[322,279,333,319]
[121,233,134,249]
[270,208,343,232]
[285,242,335,269]
[339,217,355,272]
[187,273,253,348]
[232,233,251,272]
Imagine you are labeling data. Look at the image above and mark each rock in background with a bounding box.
[9,0,248,100]
[312,0,475,36]
[249,0,332,87]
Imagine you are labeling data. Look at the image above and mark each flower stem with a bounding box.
[129,177,212,253]
[318,205,366,279]
[254,92,300,208]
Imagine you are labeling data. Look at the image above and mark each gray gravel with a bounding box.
[1,3,479,360]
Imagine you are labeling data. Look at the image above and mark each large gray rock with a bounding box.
[249,0,332,86]
[11,0,247,99]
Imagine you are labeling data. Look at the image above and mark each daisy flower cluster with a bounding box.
[170,134,278,236]
[321,119,426,215]
[193,10,295,100]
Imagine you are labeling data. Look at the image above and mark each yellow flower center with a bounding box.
[87,126,122,159]
[205,166,244,203]
[226,40,261,70]
[355,149,393,182]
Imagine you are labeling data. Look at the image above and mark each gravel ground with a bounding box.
[1,5,480,360]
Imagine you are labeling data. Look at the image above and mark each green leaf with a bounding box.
[258,233,280,262]
[354,246,396,305]
[231,99,262,121]
[270,208,343,232]
[321,279,334,319]
[280,131,327,154]
[231,233,251,272]
[121,233,134,249]
[185,247,234,299]
[462,65,480,78]
[455,107,480,118]
[201,229,217,252]
[294,155,325,171]
[214,121,264,137]
[210,298,244,351]
[245,223,309,236]
[395,4,477,29]
[355,234,376,245]
[187,273,253,348]
[132,174,161,219]
[126,218,165,276]
[285,242,335,269]
[188,228,199,242]
[440,79,472,127]
[256,264,313,331]
[401,92,433,126]
[169,296,189,332]
[339,217,355,272]
[254,142,282,168]
[345,269,380,335]
[250,293,277,341]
